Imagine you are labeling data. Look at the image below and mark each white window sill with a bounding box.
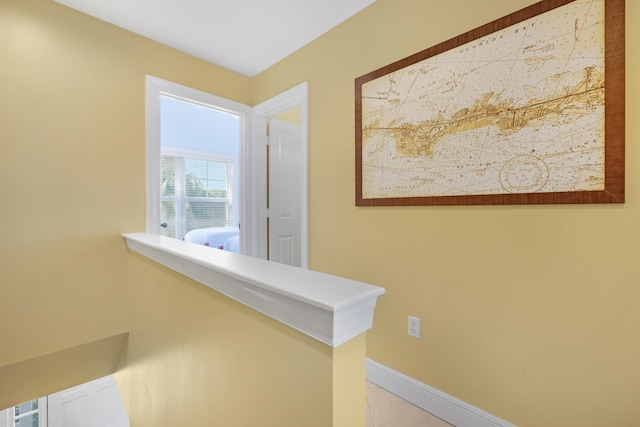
[122,233,385,348]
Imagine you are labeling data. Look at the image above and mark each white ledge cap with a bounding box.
[123,233,385,347]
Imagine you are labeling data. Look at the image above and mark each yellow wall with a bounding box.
[0,2,367,425]
[271,106,302,124]
[2,0,638,425]
[0,0,241,409]
[116,253,362,427]
[252,0,640,426]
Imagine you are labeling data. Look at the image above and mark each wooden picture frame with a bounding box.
[355,0,624,206]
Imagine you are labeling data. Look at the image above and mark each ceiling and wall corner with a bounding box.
[51,0,376,77]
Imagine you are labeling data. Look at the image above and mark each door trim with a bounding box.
[251,82,309,268]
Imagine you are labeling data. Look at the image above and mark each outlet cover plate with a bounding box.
[408,316,420,338]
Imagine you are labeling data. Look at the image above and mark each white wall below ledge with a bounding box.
[122,233,385,348]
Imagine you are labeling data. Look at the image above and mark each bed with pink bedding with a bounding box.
[182,227,239,253]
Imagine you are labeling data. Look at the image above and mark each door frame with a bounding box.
[250,82,309,268]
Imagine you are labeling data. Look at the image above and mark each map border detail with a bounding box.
[355,0,624,206]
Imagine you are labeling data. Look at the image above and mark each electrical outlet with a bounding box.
[408,316,421,338]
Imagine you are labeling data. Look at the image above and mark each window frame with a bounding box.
[160,146,238,239]
[146,76,252,253]
[6,398,47,427]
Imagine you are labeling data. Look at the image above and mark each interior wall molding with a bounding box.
[366,358,517,427]
[123,233,384,348]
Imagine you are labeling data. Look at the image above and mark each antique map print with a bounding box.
[360,0,605,200]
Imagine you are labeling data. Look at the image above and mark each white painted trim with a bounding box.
[161,146,237,165]
[48,375,128,427]
[251,82,309,268]
[366,359,517,427]
[123,233,384,348]
[145,75,252,252]
[2,397,47,427]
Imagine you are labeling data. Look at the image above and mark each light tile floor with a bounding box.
[366,381,454,427]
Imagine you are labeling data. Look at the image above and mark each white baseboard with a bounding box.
[366,358,516,427]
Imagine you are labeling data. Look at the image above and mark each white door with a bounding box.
[251,82,308,266]
[268,119,302,266]
[48,376,128,427]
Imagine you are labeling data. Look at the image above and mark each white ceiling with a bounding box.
[53,0,375,77]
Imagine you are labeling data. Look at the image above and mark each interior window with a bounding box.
[160,149,237,238]
[146,76,250,254]
[159,95,239,241]
[146,76,308,263]
[7,399,46,427]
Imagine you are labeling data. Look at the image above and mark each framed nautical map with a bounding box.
[355,0,624,206]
